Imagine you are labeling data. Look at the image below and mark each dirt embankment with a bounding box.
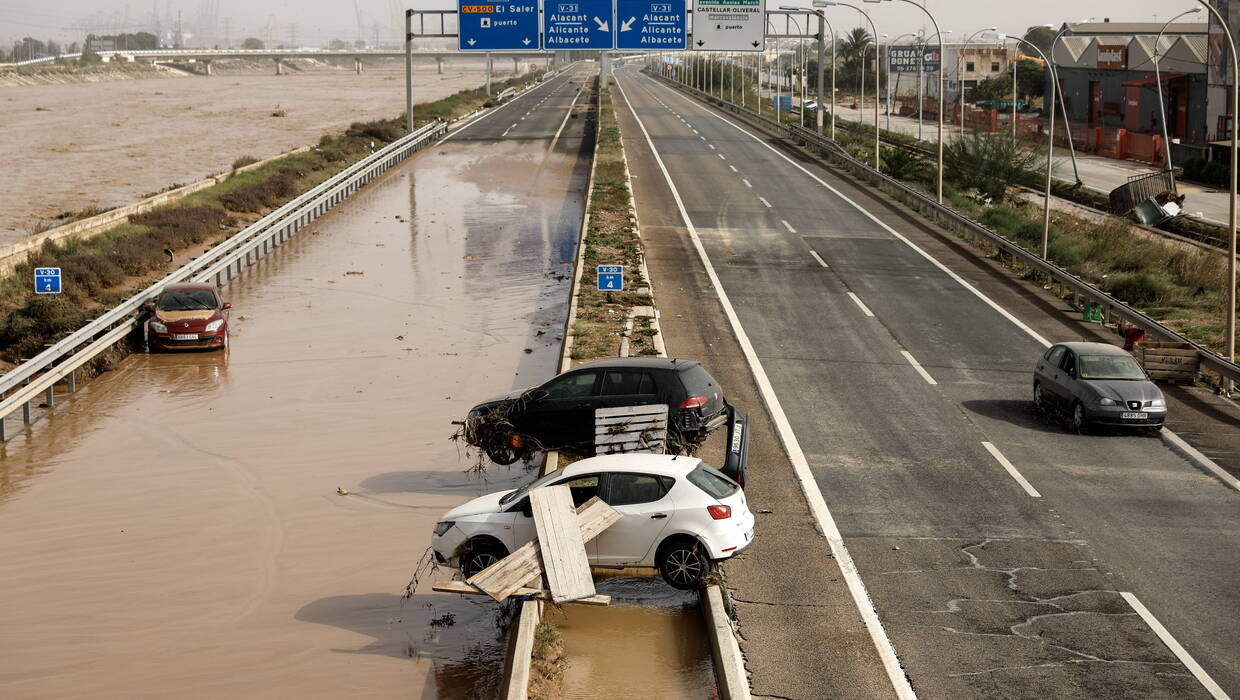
[0,62,189,87]
[0,61,516,243]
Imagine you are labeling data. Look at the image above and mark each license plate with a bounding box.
[1121,412,1149,420]
[173,333,198,341]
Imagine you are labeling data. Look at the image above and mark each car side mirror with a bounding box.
[222,302,232,310]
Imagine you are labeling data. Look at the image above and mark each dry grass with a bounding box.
[527,621,566,700]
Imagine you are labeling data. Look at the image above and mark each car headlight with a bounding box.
[1149,398,1165,407]
[149,321,167,333]
[205,319,224,332]
[1097,397,1118,406]
[433,521,455,537]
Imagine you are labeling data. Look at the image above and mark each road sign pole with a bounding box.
[405,10,414,133]
[486,51,492,95]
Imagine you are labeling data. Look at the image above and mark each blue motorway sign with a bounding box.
[544,0,614,50]
[458,0,539,51]
[34,267,61,294]
[597,265,624,291]
[615,0,687,50]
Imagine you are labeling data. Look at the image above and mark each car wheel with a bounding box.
[485,442,520,466]
[1071,401,1088,433]
[1033,383,1047,411]
[657,537,710,590]
[461,540,508,579]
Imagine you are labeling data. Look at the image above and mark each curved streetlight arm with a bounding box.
[885,0,946,203]
[1048,25,1083,184]
[1152,7,1203,187]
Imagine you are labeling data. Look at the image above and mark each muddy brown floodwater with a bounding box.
[0,79,587,698]
[0,61,516,241]
[551,575,717,700]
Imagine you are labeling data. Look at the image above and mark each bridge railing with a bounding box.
[649,71,1240,388]
[0,119,448,439]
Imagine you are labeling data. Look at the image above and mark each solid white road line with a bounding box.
[809,250,830,268]
[646,75,1052,348]
[847,292,875,317]
[781,219,797,233]
[548,85,584,151]
[611,75,917,700]
[981,442,1042,498]
[1161,429,1240,492]
[743,179,753,188]
[900,350,938,386]
[1120,592,1230,700]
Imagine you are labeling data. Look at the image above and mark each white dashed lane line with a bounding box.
[718,154,726,160]
[900,350,938,386]
[809,250,830,268]
[743,179,753,188]
[729,165,738,172]
[847,292,875,317]
[709,144,716,149]
[758,196,772,208]
[981,441,1041,497]
[781,219,797,233]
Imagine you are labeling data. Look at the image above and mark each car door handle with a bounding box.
[650,513,668,519]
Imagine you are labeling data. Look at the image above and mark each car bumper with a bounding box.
[430,528,467,569]
[150,332,224,350]
[1083,405,1167,427]
[703,510,756,560]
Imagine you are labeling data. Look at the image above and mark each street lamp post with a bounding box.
[404,9,414,133]
[866,0,946,203]
[783,6,829,135]
[818,0,880,168]
[957,28,997,137]
[1153,7,1203,189]
[1049,23,1084,184]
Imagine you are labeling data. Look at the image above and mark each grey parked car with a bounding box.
[1033,342,1167,432]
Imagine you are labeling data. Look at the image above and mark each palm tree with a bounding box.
[839,27,873,94]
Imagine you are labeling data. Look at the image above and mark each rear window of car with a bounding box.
[687,464,738,499]
[601,370,657,396]
[679,364,720,397]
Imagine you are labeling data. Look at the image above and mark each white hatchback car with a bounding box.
[431,454,754,589]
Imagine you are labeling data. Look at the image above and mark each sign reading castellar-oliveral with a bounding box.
[691,0,764,51]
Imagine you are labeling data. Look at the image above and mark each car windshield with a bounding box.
[1079,354,1146,381]
[158,289,217,311]
[498,470,565,506]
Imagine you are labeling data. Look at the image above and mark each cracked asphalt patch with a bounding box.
[850,537,1210,699]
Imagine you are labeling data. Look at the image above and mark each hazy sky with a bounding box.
[0,0,1207,47]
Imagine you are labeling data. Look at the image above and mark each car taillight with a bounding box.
[680,395,708,409]
[708,505,731,520]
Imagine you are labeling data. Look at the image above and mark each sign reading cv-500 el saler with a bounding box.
[615,0,687,50]
[458,0,540,50]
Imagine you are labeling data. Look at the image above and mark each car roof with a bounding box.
[572,357,701,372]
[558,453,702,478]
[161,282,216,292]
[1054,342,1131,357]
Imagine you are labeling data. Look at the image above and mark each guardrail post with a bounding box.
[68,369,76,393]
[44,386,53,407]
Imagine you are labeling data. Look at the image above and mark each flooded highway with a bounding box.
[0,69,592,698]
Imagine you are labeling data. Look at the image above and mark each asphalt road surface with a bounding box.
[615,65,1237,699]
[0,65,594,699]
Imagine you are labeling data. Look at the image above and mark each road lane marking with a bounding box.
[729,165,738,173]
[981,442,1041,498]
[548,85,584,151]
[743,179,753,188]
[718,153,726,160]
[781,219,797,233]
[809,250,830,268]
[899,350,937,385]
[758,196,772,208]
[644,75,1051,347]
[709,144,717,149]
[614,73,917,700]
[1121,592,1229,700]
[847,292,875,317]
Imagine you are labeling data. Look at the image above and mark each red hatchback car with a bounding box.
[146,282,231,351]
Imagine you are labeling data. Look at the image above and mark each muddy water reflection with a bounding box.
[551,576,716,699]
[0,83,588,698]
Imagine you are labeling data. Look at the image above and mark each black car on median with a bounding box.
[464,357,731,464]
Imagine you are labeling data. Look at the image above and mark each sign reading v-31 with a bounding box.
[616,0,687,50]
[544,0,614,50]
[458,0,539,51]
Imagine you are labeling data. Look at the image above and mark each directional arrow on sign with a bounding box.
[752,40,760,47]
[467,38,477,46]
[697,39,705,47]
[621,17,635,31]
[522,37,531,45]
[593,16,609,32]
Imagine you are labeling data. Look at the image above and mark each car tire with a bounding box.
[1071,401,1088,433]
[656,536,710,590]
[461,539,508,579]
[1033,382,1047,412]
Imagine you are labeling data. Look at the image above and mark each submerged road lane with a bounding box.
[0,65,594,698]
[614,66,1238,699]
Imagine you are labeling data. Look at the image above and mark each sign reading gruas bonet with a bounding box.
[691,0,765,52]
[887,45,941,73]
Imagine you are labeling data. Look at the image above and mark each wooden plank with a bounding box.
[431,580,612,606]
[468,497,620,602]
[529,486,596,603]
[1142,348,1199,358]
[594,412,669,425]
[595,404,669,418]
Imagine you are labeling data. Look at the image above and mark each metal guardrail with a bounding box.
[649,73,1240,387]
[0,119,448,439]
